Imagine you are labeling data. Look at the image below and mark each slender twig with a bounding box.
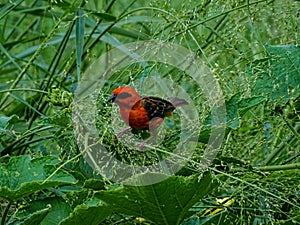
[264,123,300,165]
[0,9,68,110]
[231,163,300,172]
[0,125,54,156]
[0,89,48,94]
[283,118,300,140]
[168,0,271,40]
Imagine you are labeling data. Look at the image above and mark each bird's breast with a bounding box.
[119,106,151,130]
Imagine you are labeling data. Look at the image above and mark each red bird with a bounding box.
[108,86,188,151]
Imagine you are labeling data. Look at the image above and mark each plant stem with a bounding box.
[255,163,300,172]
[230,163,300,172]
[1,201,11,225]
[264,123,300,165]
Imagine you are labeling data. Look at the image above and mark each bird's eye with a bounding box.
[117,92,132,99]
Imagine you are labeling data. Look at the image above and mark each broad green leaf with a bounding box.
[238,95,266,116]
[0,155,76,201]
[7,205,51,225]
[12,197,71,225]
[96,172,215,225]
[60,197,111,225]
[203,93,264,129]
[226,94,265,129]
[247,45,300,106]
[199,94,264,142]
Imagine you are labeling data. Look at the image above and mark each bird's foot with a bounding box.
[138,135,156,152]
[116,127,131,138]
[138,141,147,152]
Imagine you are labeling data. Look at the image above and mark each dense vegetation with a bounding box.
[0,0,299,224]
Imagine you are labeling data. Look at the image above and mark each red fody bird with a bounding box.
[108,86,188,151]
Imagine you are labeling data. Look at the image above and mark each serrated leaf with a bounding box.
[96,172,216,225]
[0,155,76,201]
[13,197,71,225]
[247,45,300,106]
[59,197,111,225]
[7,205,51,225]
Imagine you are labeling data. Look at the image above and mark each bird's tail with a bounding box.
[169,97,189,107]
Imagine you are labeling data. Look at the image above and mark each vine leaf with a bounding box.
[7,205,51,225]
[96,172,215,225]
[247,45,300,106]
[10,197,69,225]
[0,155,76,201]
[60,197,111,225]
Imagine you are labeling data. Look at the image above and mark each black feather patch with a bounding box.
[141,96,175,119]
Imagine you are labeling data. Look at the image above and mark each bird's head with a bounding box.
[108,86,141,108]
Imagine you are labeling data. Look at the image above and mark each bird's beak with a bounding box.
[108,93,116,102]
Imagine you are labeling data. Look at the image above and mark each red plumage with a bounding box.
[108,86,188,151]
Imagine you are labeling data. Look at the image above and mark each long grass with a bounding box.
[0,0,299,224]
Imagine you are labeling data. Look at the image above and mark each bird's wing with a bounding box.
[140,96,175,119]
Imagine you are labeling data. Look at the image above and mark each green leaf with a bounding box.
[12,197,71,225]
[247,45,300,106]
[7,205,51,225]
[96,172,216,225]
[83,178,105,190]
[226,94,265,129]
[0,114,19,153]
[181,216,201,225]
[225,93,242,129]
[59,197,111,225]
[90,12,116,21]
[0,114,19,127]
[5,93,42,118]
[238,95,265,116]
[0,0,23,21]
[0,155,76,201]
[199,94,264,142]
[10,93,45,117]
[109,26,149,40]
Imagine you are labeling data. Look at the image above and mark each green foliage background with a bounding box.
[0,0,299,224]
